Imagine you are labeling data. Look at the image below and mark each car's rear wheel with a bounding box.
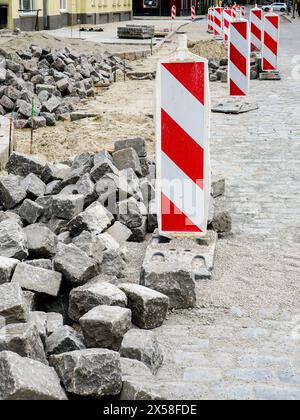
[280,8,285,12]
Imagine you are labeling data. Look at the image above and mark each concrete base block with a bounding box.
[212,100,259,114]
[259,71,281,81]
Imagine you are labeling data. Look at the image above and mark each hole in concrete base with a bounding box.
[157,236,171,244]
[192,256,206,271]
[151,252,165,263]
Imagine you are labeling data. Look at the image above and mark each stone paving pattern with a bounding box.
[153,17,300,400]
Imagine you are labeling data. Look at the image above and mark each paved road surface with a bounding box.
[152,16,300,400]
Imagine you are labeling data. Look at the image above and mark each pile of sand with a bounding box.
[0,32,110,55]
[188,39,227,60]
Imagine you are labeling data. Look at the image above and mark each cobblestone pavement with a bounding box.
[153,18,300,400]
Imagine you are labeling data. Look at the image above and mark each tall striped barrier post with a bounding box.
[229,19,250,97]
[156,35,211,237]
[250,6,263,52]
[262,12,279,71]
[208,7,213,33]
[223,8,233,42]
[213,7,223,37]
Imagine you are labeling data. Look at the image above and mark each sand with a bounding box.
[3,20,227,163]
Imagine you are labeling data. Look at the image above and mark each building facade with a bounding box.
[0,0,133,31]
[133,0,206,16]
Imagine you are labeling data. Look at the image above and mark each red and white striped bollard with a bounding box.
[250,6,263,52]
[191,5,196,21]
[208,7,213,33]
[223,8,233,42]
[156,35,210,236]
[213,7,223,37]
[171,5,176,20]
[262,12,279,71]
[229,19,250,96]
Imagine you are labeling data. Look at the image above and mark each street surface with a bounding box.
[152,16,300,400]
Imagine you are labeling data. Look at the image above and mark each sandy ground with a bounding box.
[4,20,226,162]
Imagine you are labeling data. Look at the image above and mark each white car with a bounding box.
[262,3,287,12]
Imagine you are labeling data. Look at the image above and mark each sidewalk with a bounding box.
[43,19,189,47]
[151,16,300,400]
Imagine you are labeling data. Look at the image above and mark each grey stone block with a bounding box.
[69,282,127,322]
[72,231,104,264]
[120,379,163,400]
[42,96,61,113]
[0,322,47,364]
[24,224,58,258]
[0,175,27,209]
[114,138,147,158]
[148,199,158,233]
[0,351,67,400]
[45,180,62,195]
[18,199,43,224]
[130,216,147,243]
[51,194,84,220]
[93,150,113,166]
[117,197,147,229]
[6,152,47,177]
[0,220,28,260]
[46,326,85,356]
[48,217,68,235]
[106,221,132,243]
[141,258,196,310]
[120,357,154,381]
[80,305,132,351]
[11,263,62,297]
[0,210,23,227]
[50,349,122,399]
[25,259,53,270]
[118,283,169,329]
[102,248,126,277]
[75,173,97,206]
[211,211,232,233]
[0,256,18,285]
[46,312,64,336]
[113,147,142,176]
[21,173,46,199]
[0,283,29,324]
[53,243,99,287]
[211,177,225,198]
[23,290,38,311]
[32,116,47,129]
[68,201,114,236]
[28,311,47,344]
[90,156,119,182]
[120,329,163,374]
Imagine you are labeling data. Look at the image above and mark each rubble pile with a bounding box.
[0,45,132,129]
[208,53,261,83]
[0,137,231,400]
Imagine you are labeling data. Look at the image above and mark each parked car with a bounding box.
[262,2,287,12]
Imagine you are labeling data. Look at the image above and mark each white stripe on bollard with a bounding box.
[156,35,211,236]
[262,13,279,71]
[229,19,250,97]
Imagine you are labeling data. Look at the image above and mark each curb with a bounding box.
[281,14,293,23]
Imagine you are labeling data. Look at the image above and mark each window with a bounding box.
[19,0,35,13]
[60,0,67,10]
